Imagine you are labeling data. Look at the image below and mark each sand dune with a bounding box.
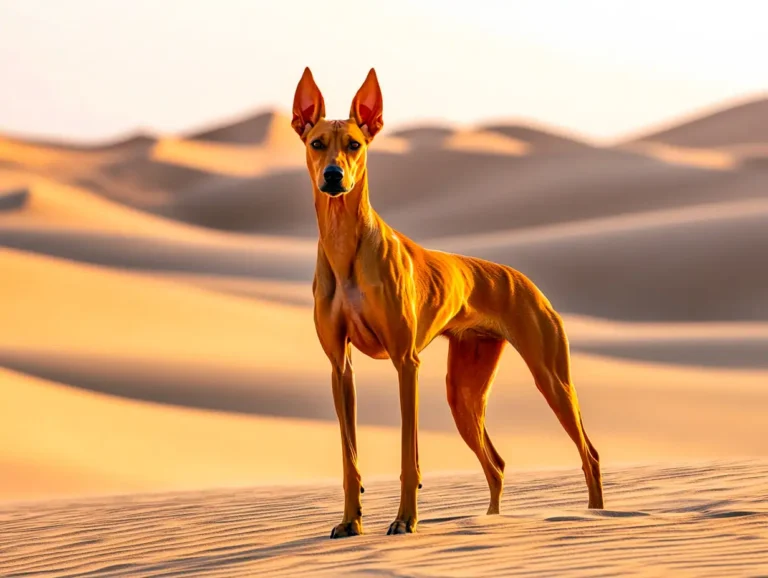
[2,92,767,578]
[153,111,306,177]
[6,342,768,448]
[430,198,768,322]
[0,131,155,152]
[188,111,284,144]
[0,247,317,363]
[1,130,238,209]
[563,314,768,368]
[150,137,304,178]
[96,156,241,207]
[0,133,153,179]
[6,105,766,252]
[482,122,595,153]
[0,169,226,238]
[0,167,317,278]
[2,343,768,501]
[618,141,739,170]
[0,228,316,280]
[390,121,593,154]
[0,100,765,335]
[631,96,768,148]
[162,138,766,242]
[148,183,768,323]
[2,246,767,484]
[0,365,509,501]
[1,460,766,576]
[444,128,530,156]
[372,153,764,242]
[163,274,315,307]
[14,348,760,504]
[389,125,456,147]
[0,188,27,211]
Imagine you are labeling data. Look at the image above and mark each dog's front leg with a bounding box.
[387,353,422,535]
[329,345,364,538]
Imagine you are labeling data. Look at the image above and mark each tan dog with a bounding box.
[291,67,604,538]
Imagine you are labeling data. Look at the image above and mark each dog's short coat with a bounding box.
[291,67,604,538]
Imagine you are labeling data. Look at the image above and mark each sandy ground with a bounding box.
[1,96,767,575]
[1,461,766,577]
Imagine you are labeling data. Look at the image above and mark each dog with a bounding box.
[291,67,604,538]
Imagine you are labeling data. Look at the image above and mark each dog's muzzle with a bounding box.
[320,165,349,195]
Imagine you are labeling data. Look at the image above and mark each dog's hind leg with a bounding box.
[506,294,604,509]
[446,333,507,514]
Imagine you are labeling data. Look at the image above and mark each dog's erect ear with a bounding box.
[350,68,384,140]
[292,67,326,139]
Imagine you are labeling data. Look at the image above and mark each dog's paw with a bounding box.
[329,519,363,539]
[386,518,416,535]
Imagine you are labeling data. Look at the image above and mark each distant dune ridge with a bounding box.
[0,93,767,575]
[627,96,768,148]
[187,110,282,144]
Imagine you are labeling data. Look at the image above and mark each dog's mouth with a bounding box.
[319,182,351,196]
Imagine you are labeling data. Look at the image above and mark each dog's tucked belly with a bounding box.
[336,284,389,360]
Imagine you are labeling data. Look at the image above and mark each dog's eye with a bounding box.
[310,139,324,150]
[348,140,360,150]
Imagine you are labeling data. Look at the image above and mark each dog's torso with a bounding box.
[312,214,520,362]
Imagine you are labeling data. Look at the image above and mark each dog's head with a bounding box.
[291,67,383,196]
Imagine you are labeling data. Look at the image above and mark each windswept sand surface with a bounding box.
[1,461,766,577]
[1,96,767,575]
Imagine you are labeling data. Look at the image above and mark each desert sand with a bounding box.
[1,96,767,575]
[1,461,766,576]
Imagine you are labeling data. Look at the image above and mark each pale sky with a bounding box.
[0,0,765,144]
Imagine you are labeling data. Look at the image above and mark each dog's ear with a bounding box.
[350,68,384,140]
[292,67,326,139]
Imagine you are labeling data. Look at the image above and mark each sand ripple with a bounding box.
[1,461,766,577]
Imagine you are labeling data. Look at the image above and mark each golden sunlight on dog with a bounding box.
[292,67,604,538]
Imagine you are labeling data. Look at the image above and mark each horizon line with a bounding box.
[2,90,764,150]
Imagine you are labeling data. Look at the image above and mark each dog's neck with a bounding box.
[314,171,377,281]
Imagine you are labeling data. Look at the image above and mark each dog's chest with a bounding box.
[338,282,364,313]
[334,281,388,359]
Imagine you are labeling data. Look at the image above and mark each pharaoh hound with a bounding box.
[291,67,604,538]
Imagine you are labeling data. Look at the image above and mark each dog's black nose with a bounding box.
[323,165,344,184]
